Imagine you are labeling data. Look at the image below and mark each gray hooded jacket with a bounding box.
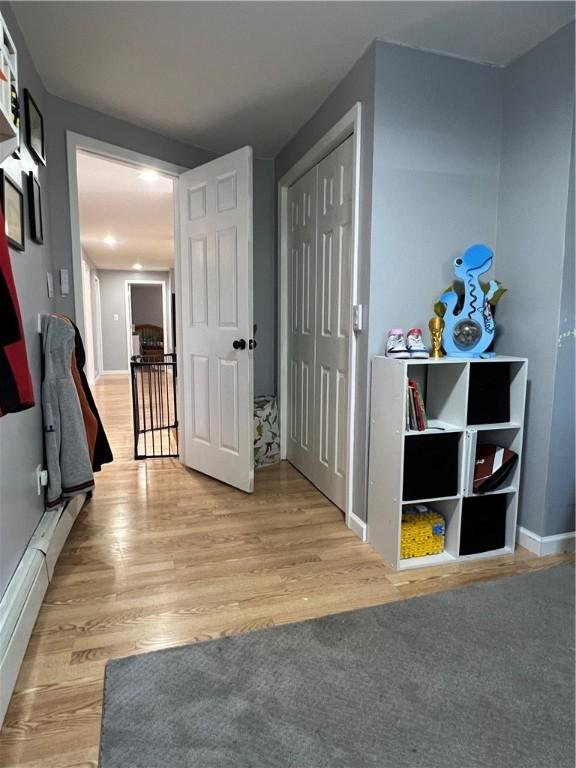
[42,315,94,506]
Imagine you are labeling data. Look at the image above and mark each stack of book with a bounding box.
[406,379,428,431]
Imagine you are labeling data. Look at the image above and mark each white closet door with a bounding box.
[313,136,354,510]
[286,167,318,478]
[286,136,354,512]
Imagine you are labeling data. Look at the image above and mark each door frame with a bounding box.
[124,279,169,366]
[66,131,184,375]
[81,255,96,385]
[277,103,363,538]
[93,273,104,379]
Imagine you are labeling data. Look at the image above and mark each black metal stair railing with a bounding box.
[130,353,178,459]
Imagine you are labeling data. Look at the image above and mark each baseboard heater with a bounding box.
[0,494,86,727]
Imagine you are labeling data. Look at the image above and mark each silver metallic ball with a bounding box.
[453,319,482,350]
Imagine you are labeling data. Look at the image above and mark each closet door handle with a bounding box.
[232,339,246,350]
[249,339,257,350]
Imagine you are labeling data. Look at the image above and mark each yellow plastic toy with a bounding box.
[401,506,445,559]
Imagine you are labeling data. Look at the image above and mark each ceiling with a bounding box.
[15,2,575,157]
[77,151,174,270]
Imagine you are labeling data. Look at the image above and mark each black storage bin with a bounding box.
[467,363,510,425]
[403,433,459,501]
[460,495,507,555]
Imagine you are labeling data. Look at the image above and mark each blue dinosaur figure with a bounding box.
[438,244,499,358]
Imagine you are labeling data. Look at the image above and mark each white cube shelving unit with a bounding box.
[0,12,17,160]
[367,355,527,570]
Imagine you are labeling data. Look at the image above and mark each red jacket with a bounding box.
[0,208,34,416]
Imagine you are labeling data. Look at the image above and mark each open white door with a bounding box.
[177,146,254,492]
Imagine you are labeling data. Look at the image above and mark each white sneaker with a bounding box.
[406,328,429,358]
[386,329,409,358]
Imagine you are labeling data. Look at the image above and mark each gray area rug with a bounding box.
[100,566,575,768]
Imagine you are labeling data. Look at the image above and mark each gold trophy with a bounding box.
[428,316,445,358]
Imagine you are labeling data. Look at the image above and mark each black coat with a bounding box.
[72,321,113,472]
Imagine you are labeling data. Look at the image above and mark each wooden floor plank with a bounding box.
[0,373,571,767]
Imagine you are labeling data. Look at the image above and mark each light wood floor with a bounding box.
[0,374,571,767]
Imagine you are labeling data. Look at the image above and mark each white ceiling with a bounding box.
[14,2,574,157]
[77,151,174,270]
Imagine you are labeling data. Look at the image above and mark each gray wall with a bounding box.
[44,97,217,322]
[276,41,503,523]
[131,284,164,328]
[98,270,170,371]
[276,30,574,538]
[253,158,275,396]
[495,22,575,537]
[276,43,376,522]
[0,3,54,596]
[545,133,575,537]
[369,43,502,353]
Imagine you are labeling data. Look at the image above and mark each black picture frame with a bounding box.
[24,89,46,166]
[0,171,25,251]
[11,85,20,159]
[26,172,43,244]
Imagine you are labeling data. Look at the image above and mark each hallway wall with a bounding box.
[496,22,575,538]
[98,270,170,371]
[0,3,54,596]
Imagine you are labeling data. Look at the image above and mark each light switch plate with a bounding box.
[60,269,70,295]
[113,314,119,321]
[46,272,54,298]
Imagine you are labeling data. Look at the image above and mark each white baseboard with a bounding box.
[101,369,129,375]
[517,526,575,556]
[0,551,49,726]
[0,495,86,727]
[30,495,86,579]
[348,511,367,542]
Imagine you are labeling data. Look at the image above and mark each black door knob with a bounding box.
[233,339,246,350]
[249,339,257,350]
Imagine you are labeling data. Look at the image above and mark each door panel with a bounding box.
[178,147,254,492]
[313,136,353,509]
[286,135,354,511]
[286,167,317,479]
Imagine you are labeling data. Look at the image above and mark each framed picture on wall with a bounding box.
[0,171,25,251]
[24,89,46,166]
[26,172,43,244]
[11,85,21,159]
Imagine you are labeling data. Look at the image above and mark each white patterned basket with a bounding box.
[254,396,280,468]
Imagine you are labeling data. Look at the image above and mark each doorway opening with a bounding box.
[71,138,178,460]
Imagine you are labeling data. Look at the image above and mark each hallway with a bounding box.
[0,376,571,767]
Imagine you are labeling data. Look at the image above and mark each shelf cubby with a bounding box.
[405,360,467,433]
[368,355,527,570]
[459,493,517,556]
[467,359,527,428]
[462,426,523,498]
[399,498,461,567]
[403,432,461,501]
